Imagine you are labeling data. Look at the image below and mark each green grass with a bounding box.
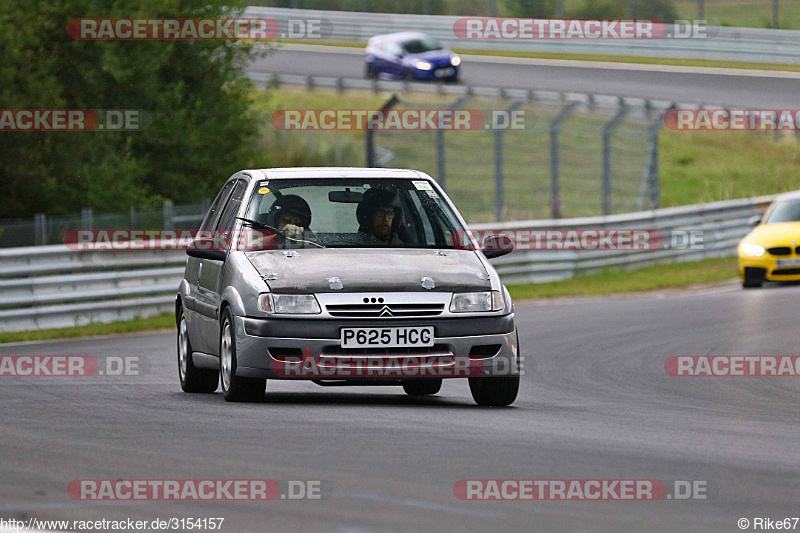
[0,314,175,344]
[673,0,800,29]
[507,256,738,299]
[276,39,800,72]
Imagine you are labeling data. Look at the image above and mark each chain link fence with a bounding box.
[366,93,667,223]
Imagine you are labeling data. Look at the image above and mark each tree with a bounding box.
[0,0,262,217]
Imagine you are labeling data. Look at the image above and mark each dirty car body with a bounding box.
[176,168,519,405]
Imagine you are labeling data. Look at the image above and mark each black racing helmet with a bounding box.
[356,187,403,232]
[265,194,312,228]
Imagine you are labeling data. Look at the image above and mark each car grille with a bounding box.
[772,268,800,276]
[767,247,792,256]
[326,303,444,318]
[321,344,451,356]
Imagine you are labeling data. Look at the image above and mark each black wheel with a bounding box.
[469,375,519,407]
[219,308,266,402]
[402,379,442,396]
[742,268,764,288]
[177,309,219,393]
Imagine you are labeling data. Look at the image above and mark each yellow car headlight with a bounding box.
[739,243,765,257]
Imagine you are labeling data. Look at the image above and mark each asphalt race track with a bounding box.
[3,283,799,532]
[248,44,800,108]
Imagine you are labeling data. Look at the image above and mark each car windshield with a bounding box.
[402,38,443,54]
[765,199,800,223]
[243,178,467,249]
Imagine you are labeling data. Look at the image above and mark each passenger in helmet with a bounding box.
[356,188,404,246]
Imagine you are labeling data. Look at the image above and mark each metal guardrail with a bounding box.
[246,6,800,64]
[0,193,779,332]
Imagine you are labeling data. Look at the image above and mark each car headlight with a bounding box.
[451,55,461,66]
[739,243,765,257]
[258,294,321,314]
[414,60,433,71]
[450,291,504,313]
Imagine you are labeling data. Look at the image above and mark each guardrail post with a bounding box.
[495,100,523,222]
[81,208,93,231]
[698,0,704,20]
[34,213,46,246]
[602,98,628,216]
[365,94,399,167]
[549,100,580,219]
[163,202,173,230]
[773,0,779,28]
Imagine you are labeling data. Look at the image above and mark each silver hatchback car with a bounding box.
[176,168,520,406]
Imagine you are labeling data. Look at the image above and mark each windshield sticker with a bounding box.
[258,187,270,194]
[426,190,439,199]
[413,180,433,191]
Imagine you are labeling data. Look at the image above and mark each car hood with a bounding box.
[246,248,491,293]
[407,49,454,66]
[743,222,800,247]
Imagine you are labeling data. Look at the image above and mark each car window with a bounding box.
[402,38,443,54]
[244,178,465,249]
[765,199,800,223]
[199,180,235,232]
[214,180,248,237]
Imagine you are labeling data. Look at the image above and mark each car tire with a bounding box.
[469,375,519,407]
[219,308,266,402]
[177,309,219,393]
[402,379,442,396]
[742,268,764,288]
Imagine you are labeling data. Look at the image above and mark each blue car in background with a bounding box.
[365,32,461,82]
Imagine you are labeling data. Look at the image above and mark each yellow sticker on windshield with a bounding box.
[258,187,270,194]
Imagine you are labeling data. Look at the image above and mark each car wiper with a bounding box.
[235,217,325,248]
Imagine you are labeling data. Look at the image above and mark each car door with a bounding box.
[184,179,236,354]
[384,41,406,79]
[197,178,249,355]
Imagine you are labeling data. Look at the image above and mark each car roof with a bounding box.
[368,32,431,44]
[248,167,433,181]
[775,190,800,202]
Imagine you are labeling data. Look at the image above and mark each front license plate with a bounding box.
[435,68,454,78]
[340,327,434,348]
[777,258,800,267]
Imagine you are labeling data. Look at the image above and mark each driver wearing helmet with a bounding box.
[357,188,404,246]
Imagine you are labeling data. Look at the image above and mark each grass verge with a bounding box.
[0,313,175,344]
[507,256,738,300]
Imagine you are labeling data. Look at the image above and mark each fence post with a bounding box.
[130,206,136,228]
[365,94,400,167]
[773,0,779,28]
[81,208,93,230]
[549,100,580,219]
[163,201,173,230]
[34,213,47,246]
[698,0,704,20]
[495,100,523,222]
[436,96,468,192]
[601,98,628,216]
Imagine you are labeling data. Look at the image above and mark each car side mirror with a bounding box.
[748,215,762,227]
[186,237,227,261]
[481,233,514,259]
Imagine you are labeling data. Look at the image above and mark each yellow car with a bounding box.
[738,191,800,288]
